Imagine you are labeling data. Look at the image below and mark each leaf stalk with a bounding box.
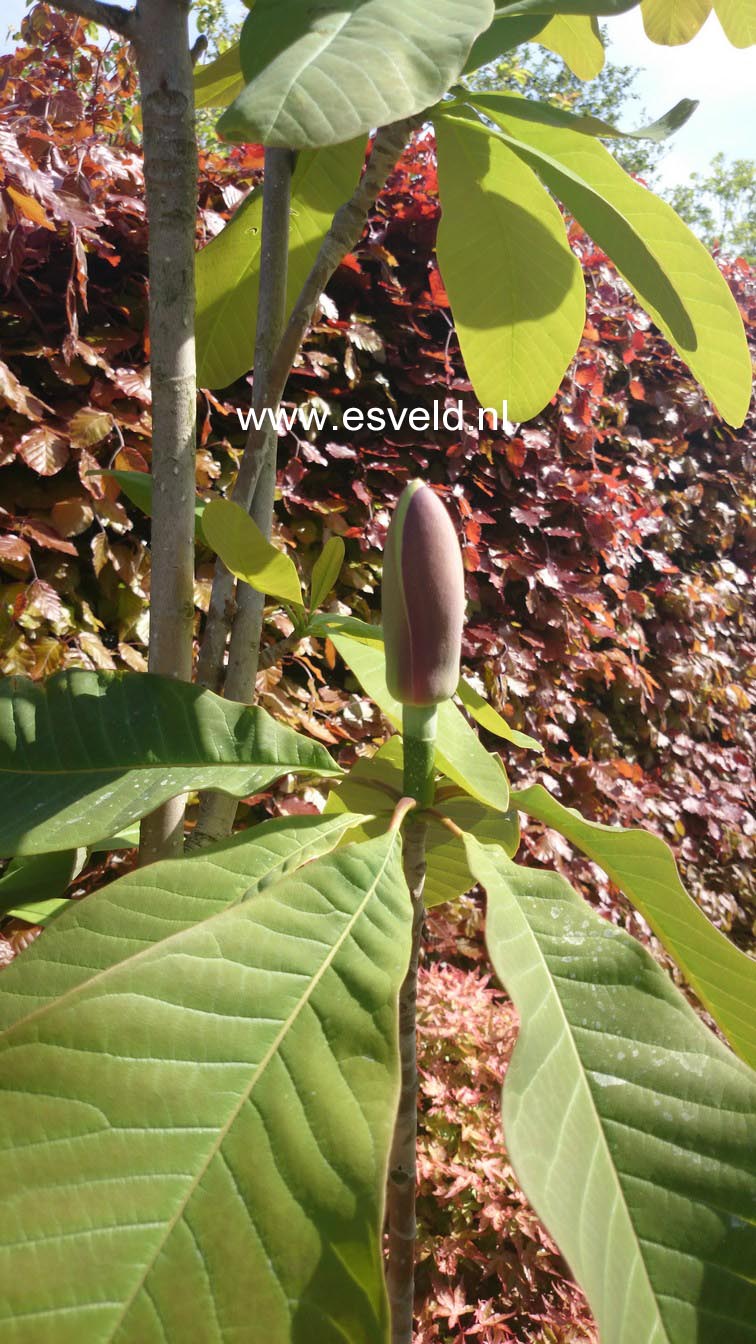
[386,706,437,1342]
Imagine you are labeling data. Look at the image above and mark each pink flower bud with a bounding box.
[382,480,465,707]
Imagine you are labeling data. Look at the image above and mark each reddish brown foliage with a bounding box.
[415,900,597,1342]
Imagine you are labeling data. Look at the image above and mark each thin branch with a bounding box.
[190,148,294,850]
[238,118,417,512]
[52,0,137,39]
[195,116,416,699]
[268,117,418,402]
[190,34,209,65]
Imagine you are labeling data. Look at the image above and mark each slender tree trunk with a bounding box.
[189,148,293,849]
[52,1,198,864]
[135,0,198,865]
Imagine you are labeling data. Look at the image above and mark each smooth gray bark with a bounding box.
[52,0,199,866]
[136,0,198,864]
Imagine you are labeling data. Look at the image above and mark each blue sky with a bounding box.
[604,7,756,185]
[2,1,753,188]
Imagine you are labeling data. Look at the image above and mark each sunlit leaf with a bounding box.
[714,0,756,45]
[0,849,86,918]
[457,677,541,752]
[536,15,604,79]
[2,895,70,925]
[513,783,756,1067]
[435,111,585,422]
[218,0,494,148]
[0,821,408,1341]
[467,93,752,426]
[194,42,244,109]
[641,0,712,43]
[469,836,756,1344]
[455,90,697,142]
[197,138,367,389]
[309,536,345,612]
[201,498,304,606]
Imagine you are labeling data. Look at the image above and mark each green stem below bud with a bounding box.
[401,705,438,807]
[386,706,437,1341]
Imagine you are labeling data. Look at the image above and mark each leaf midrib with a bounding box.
[105,828,399,1340]
[479,841,673,1344]
[0,761,339,777]
[513,787,756,1049]
[0,813,356,1040]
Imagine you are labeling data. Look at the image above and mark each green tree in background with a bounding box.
[666,151,756,261]
[193,0,240,57]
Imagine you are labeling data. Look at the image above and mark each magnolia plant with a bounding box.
[1,478,755,1343]
[2,0,756,1341]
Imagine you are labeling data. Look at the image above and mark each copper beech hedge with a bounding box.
[1,10,755,1339]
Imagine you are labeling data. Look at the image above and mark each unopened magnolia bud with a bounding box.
[382,480,465,707]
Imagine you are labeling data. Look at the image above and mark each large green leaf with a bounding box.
[312,616,510,813]
[0,823,410,1342]
[196,138,367,389]
[325,735,519,906]
[0,811,369,1007]
[462,14,548,73]
[194,42,244,109]
[715,0,756,45]
[201,498,304,606]
[513,783,756,1067]
[497,0,640,13]
[435,112,585,423]
[641,0,712,43]
[454,89,697,143]
[468,93,752,426]
[0,670,339,856]
[536,15,604,79]
[0,849,85,918]
[468,836,756,1344]
[218,0,494,148]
